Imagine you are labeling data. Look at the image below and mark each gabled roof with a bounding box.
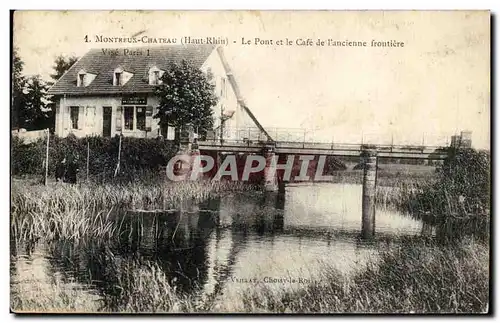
[48,45,215,95]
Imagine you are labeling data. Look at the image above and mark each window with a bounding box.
[122,106,149,131]
[124,106,134,130]
[70,107,79,129]
[153,71,160,85]
[114,72,122,86]
[149,67,163,85]
[78,74,85,87]
[136,107,146,130]
[77,70,96,87]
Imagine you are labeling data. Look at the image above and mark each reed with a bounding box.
[100,261,197,313]
[233,239,489,313]
[11,179,254,246]
[12,238,487,313]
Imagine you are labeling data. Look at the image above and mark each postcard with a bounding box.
[11,10,490,314]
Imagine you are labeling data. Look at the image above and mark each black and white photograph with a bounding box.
[10,10,491,314]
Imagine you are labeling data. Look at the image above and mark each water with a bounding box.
[11,183,427,311]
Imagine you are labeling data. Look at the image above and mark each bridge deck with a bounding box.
[196,140,449,160]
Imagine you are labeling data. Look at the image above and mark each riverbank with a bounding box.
[12,237,489,313]
[11,178,256,247]
[233,238,489,313]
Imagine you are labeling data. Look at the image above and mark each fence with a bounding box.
[11,129,48,144]
[12,134,178,183]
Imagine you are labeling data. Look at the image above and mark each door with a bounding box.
[102,107,112,137]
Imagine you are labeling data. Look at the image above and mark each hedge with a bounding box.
[11,134,177,181]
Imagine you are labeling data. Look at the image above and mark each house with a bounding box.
[48,45,270,141]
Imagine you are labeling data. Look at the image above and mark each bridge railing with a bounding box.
[201,127,451,153]
[210,127,452,147]
[198,138,447,152]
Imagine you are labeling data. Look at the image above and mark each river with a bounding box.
[10,182,429,311]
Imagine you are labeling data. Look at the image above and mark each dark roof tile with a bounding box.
[48,45,216,95]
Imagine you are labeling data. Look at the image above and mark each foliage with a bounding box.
[19,76,53,130]
[406,149,490,217]
[12,47,25,129]
[402,148,490,241]
[12,49,53,130]
[154,60,218,139]
[49,55,79,83]
[11,52,78,131]
[11,135,178,181]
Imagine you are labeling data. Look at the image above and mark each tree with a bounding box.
[49,55,78,84]
[12,49,63,131]
[154,60,218,142]
[12,47,25,129]
[19,75,52,130]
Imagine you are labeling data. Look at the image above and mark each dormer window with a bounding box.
[115,72,122,85]
[114,68,123,86]
[149,66,164,85]
[113,67,133,86]
[77,70,86,87]
[153,71,160,84]
[77,69,96,87]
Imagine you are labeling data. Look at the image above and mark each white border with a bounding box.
[2,1,497,322]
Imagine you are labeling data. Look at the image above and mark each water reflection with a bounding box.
[12,183,427,311]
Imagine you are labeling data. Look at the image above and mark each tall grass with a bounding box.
[234,239,489,313]
[12,239,488,313]
[11,179,255,246]
[100,261,197,313]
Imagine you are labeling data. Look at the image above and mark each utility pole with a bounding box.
[220,106,224,143]
[86,139,90,181]
[114,133,122,178]
[44,129,50,186]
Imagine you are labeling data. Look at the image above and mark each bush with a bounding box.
[11,134,177,181]
[404,148,490,241]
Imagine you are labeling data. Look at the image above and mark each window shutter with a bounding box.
[86,106,96,130]
[78,106,85,130]
[85,106,89,128]
[145,106,153,131]
[116,106,123,132]
[63,106,70,130]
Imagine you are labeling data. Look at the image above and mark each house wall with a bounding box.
[55,95,161,138]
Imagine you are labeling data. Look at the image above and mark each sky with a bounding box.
[13,11,490,149]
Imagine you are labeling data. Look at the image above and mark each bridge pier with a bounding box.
[262,144,278,192]
[361,148,378,240]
